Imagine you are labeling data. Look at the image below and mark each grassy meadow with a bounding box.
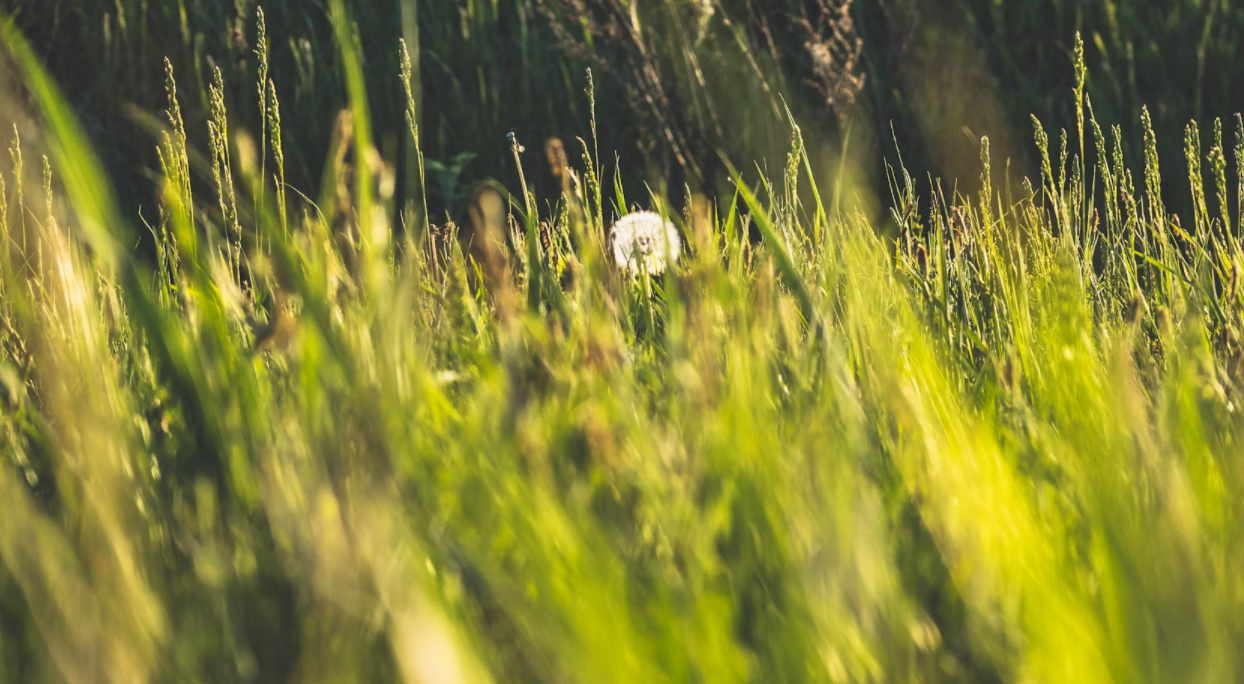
[4,1,1244,683]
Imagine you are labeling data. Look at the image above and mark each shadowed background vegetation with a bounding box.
[4,1,1244,683]
[4,0,1244,222]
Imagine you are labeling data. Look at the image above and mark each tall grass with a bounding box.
[2,9,1244,684]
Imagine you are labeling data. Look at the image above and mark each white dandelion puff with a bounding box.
[610,211,682,276]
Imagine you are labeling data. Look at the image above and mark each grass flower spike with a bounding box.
[610,210,681,275]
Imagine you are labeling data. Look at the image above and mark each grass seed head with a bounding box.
[1126,291,1146,327]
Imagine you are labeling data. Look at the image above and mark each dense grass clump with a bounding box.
[3,6,1244,683]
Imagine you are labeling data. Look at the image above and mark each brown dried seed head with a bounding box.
[1170,214,1192,243]
[559,260,580,292]
[1156,306,1172,336]
[1229,259,1240,302]
[1126,291,1145,326]
[539,220,553,257]
[546,138,571,195]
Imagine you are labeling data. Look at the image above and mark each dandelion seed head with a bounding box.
[610,211,681,276]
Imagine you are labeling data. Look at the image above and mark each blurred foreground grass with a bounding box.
[2,6,1244,683]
